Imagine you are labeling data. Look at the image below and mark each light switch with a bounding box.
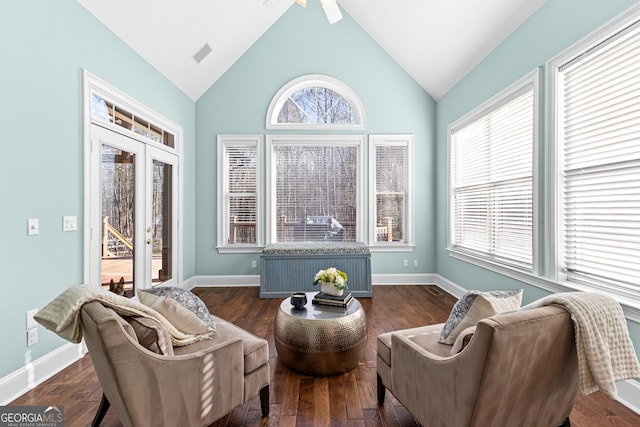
[27,218,39,236]
[26,309,39,329]
[63,216,77,232]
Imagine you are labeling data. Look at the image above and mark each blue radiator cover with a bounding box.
[260,242,372,298]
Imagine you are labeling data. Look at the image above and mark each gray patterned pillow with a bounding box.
[140,286,216,331]
[438,289,522,345]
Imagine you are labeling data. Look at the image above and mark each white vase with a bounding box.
[321,281,344,296]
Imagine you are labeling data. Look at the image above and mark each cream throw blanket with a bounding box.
[34,284,210,346]
[524,292,640,399]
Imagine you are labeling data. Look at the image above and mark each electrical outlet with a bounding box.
[252,260,257,269]
[413,259,419,268]
[403,259,408,267]
[27,328,38,346]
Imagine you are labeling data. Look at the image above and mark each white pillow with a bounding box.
[139,286,216,330]
[438,289,523,345]
[138,292,213,336]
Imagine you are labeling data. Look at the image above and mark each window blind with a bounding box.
[273,145,358,243]
[450,89,534,269]
[375,144,408,243]
[224,145,257,244]
[560,22,640,291]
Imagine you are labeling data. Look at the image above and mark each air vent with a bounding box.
[193,43,212,64]
[424,285,444,296]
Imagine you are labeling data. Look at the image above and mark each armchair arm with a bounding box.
[390,328,491,427]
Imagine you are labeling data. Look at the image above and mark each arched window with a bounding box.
[266,75,365,129]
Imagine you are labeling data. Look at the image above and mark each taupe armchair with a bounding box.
[80,301,270,427]
[377,305,579,427]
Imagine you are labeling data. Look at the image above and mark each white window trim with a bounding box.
[266,134,365,244]
[546,3,640,306]
[368,134,415,252]
[217,135,263,254]
[82,69,184,286]
[266,74,366,130]
[447,68,541,276]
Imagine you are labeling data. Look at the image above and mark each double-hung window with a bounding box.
[369,135,414,248]
[548,11,640,301]
[217,135,262,252]
[448,70,539,272]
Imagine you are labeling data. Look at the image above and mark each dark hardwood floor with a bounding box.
[10,285,640,426]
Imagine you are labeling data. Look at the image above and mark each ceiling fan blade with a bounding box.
[320,0,342,24]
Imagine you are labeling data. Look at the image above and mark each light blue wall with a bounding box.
[0,0,195,378]
[194,1,436,276]
[435,0,640,350]
[5,0,637,395]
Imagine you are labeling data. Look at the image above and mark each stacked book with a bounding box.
[312,291,353,308]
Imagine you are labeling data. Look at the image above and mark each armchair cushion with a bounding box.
[438,289,522,344]
[377,323,451,366]
[174,316,269,375]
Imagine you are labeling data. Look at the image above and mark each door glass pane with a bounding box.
[101,145,135,297]
[152,159,172,284]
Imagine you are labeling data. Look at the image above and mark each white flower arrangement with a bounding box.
[313,267,348,290]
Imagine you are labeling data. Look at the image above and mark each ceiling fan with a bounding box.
[295,0,343,24]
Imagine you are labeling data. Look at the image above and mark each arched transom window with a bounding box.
[266,74,365,129]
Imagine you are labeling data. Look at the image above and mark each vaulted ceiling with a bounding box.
[77,0,547,101]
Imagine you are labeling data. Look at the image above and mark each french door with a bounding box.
[89,124,178,296]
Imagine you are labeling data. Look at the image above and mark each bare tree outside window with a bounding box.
[278,87,355,125]
[275,144,358,242]
[102,146,135,256]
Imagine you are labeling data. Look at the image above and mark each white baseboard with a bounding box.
[0,342,85,405]
[186,274,260,288]
[616,379,640,415]
[188,273,441,288]
[369,273,467,298]
[187,273,450,289]
[370,273,437,285]
[434,274,468,298]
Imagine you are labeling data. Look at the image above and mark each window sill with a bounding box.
[447,248,640,323]
[368,244,415,253]
[217,245,264,254]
